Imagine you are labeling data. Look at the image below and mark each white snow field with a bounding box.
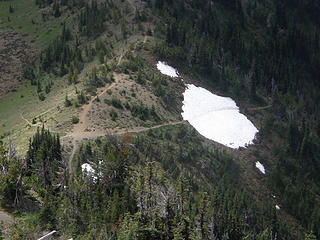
[276,205,280,210]
[155,61,258,149]
[156,61,179,77]
[181,84,259,149]
[255,161,266,174]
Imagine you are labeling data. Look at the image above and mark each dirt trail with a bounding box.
[66,72,121,171]
[20,105,57,127]
[247,105,272,111]
[21,113,36,127]
[64,36,154,173]
[64,120,185,171]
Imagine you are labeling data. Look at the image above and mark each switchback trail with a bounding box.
[64,36,156,173]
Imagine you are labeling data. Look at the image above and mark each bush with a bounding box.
[72,116,79,124]
[104,99,111,105]
[9,5,14,13]
[110,109,118,121]
[38,93,45,101]
[111,98,123,109]
[77,91,88,104]
[65,94,72,107]
[130,103,149,121]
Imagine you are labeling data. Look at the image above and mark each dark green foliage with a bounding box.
[23,67,36,84]
[109,109,118,121]
[152,1,320,237]
[72,116,79,124]
[50,125,290,238]
[85,67,105,90]
[121,53,144,73]
[26,127,62,190]
[37,80,42,93]
[40,24,82,77]
[64,94,72,107]
[53,1,61,18]
[111,97,123,109]
[152,74,167,97]
[38,93,45,101]
[9,5,14,13]
[136,70,146,85]
[0,140,25,207]
[78,0,108,37]
[77,91,87,105]
[130,102,150,121]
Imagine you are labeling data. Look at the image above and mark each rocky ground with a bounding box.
[0,30,37,95]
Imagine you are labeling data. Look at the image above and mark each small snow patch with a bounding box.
[156,61,179,77]
[256,161,265,174]
[81,163,95,174]
[81,163,97,181]
[276,205,280,210]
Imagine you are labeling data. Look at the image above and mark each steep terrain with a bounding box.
[0,0,319,239]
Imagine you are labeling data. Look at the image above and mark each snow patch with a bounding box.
[81,163,97,181]
[256,161,266,174]
[181,84,259,149]
[276,205,280,210]
[156,61,179,77]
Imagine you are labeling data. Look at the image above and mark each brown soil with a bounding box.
[0,30,37,95]
[0,209,14,224]
[63,35,184,173]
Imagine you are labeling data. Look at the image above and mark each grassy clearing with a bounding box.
[0,75,80,153]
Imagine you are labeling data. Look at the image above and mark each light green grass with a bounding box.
[0,76,80,153]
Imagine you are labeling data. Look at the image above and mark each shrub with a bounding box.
[38,93,45,101]
[65,94,72,107]
[72,116,79,124]
[104,99,111,105]
[124,102,130,109]
[130,103,149,121]
[110,109,118,121]
[77,91,88,104]
[111,98,123,109]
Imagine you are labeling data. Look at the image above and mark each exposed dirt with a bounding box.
[247,105,272,111]
[0,30,37,95]
[62,35,184,173]
[0,209,14,224]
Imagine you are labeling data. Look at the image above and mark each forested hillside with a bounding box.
[152,0,320,237]
[0,0,319,239]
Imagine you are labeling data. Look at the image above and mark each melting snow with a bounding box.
[156,61,179,77]
[181,84,259,149]
[256,161,266,174]
[81,163,97,181]
[155,61,259,149]
[276,205,280,210]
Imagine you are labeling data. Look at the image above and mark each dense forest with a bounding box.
[151,0,320,238]
[0,0,320,239]
[0,125,296,239]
